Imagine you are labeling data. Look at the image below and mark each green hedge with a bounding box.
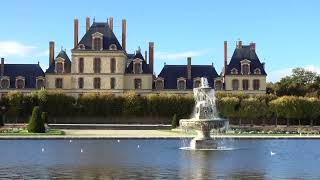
[2,90,320,126]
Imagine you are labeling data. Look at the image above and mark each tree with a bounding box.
[171,114,178,128]
[41,112,48,124]
[27,106,45,133]
[239,98,261,126]
[217,97,240,125]
[7,91,23,123]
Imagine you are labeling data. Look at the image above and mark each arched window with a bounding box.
[56,62,63,73]
[177,80,186,90]
[242,79,249,90]
[109,44,117,50]
[194,80,201,88]
[36,79,45,89]
[242,64,250,75]
[110,77,116,89]
[253,79,260,90]
[232,79,239,90]
[254,68,261,75]
[94,77,101,89]
[93,58,101,73]
[78,58,84,73]
[110,58,116,73]
[134,79,142,89]
[215,80,222,90]
[16,79,24,89]
[93,38,102,50]
[78,78,84,89]
[134,62,142,74]
[1,79,9,89]
[155,80,164,90]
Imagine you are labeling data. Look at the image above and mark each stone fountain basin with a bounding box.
[179,118,228,130]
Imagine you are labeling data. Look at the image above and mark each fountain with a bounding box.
[180,77,229,149]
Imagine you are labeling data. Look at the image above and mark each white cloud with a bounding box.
[267,65,320,82]
[155,49,212,60]
[0,41,42,57]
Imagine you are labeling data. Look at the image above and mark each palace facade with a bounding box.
[0,17,267,97]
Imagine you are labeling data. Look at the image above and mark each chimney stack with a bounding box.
[250,42,256,51]
[149,42,154,75]
[145,50,148,63]
[122,19,126,51]
[74,19,79,49]
[237,40,242,48]
[49,41,55,65]
[187,57,192,80]
[109,17,113,31]
[86,17,90,32]
[224,41,228,75]
[1,58,4,77]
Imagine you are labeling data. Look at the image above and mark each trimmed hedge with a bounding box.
[27,106,45,133]
[2,90,320,126]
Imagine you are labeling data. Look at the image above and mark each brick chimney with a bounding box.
[187,57,192,80]
[149,42,154,74]
[86,17,90,32]
[109,17,113,31]
[145,50,148,63]
[122,19,126,51]
[74,19,79,49]
[1,58,4,77]
[237,40,242,48]
[224,41,228,75]
[49,41,55,65]
[250,42,256,51]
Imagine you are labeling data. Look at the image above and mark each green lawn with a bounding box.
[0,129,64,136]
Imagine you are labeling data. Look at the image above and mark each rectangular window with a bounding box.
[253,79,260,90]
[94,77,101,89]
[78,58,84,73]
[232,79,239,90]
[55,78,63,88]
[110,58,116,73]
[242,79,249,90]
[110,77,116,89]
[78,78,84,89]
[134,79,142,89]
[93,58,101,73]
[56,62,63,73]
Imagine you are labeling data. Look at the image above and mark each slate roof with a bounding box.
[158,65,219,89]
[125,51,151,74]
[46,50,71,73]
[2,64,44,89]
[226,45,267,75]
[77,22,123,51]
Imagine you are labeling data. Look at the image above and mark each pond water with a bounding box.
[0,139,319,179]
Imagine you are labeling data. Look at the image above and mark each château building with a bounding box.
[0,17,267,97]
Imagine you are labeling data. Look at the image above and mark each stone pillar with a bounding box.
[122,19,126,51]
[74,19,79,49]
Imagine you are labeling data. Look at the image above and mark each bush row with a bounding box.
[0,90,194,121]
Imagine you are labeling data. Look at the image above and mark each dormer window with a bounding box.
[16,76,25,89]
[231,68,238,75]
[1,77,10,89]
[193,78,201,88]
[240,59,251,75]
[155,78,164,90]
[55,57,65,73]
[109,44,117,50]
[92,32,103,50]
[78,44,85,50]
[36,77,45,89]
[177,78,186,90]
[254,68,261,75]
[133,59,142,74]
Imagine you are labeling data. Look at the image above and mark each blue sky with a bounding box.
[0,0,319,82]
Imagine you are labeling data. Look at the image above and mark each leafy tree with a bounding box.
[171,114,178,128]
[239,98,261,126]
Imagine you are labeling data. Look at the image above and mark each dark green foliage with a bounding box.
[27,106,45,133]
[41,112,48,124]
[171,114,178,128]
[0,113,3,126]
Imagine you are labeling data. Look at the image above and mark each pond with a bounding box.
[0,139,319,179]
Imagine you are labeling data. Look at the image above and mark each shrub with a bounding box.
[27,106,45,133]
[171,114,178,128]
[0,113,3,126]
